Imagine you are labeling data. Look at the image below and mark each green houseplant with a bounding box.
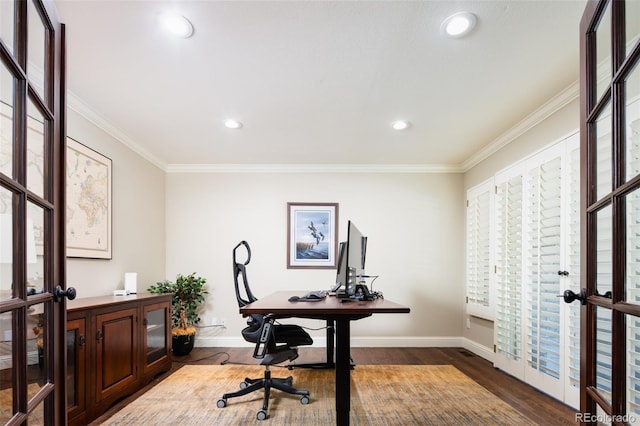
[148,272,208,355]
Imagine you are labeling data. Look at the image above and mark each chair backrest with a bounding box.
[233,240,259,308]
[233,241,265,344]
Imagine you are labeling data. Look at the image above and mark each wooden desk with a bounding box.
[240,291,410,426]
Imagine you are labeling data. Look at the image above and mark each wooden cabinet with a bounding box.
[66,294,172,425]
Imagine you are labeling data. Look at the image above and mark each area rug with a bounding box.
[101,365,533,425]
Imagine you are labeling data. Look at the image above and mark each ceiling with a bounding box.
[54,0,587,171]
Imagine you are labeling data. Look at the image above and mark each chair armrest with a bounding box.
[253,314,275,359]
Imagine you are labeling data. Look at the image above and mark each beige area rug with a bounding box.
[102,364,533,425]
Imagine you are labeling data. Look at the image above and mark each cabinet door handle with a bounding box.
[96,330,103,343]
[79,335,86,347]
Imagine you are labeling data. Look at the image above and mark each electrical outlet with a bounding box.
[466,318,471,329]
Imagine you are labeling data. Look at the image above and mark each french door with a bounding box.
[0,1,67,424]
[579,0,640,423]
[493,133,580,407]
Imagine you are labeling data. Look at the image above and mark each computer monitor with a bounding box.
[334,221,367,296]
[333,241,347,292]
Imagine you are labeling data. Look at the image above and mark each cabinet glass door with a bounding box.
[66,318,86,423]
[144,304,168,367]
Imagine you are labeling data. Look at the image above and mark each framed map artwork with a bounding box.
[66,138,112,259]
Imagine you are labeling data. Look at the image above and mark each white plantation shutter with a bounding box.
[494,168,524,375]
[466,179,493,320]
[565,142,581,406]
[524,148,563,393]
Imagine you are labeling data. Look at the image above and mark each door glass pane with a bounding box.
[0,311,13,422]
[26,202,42,294]
[596,2,612,102]
[628,188,640,304]
[597,205,613,297]
[27,303,44,395]
[27,0,46,101]
[596,306,613,406]
[26,101,44,198]
[596,102,613,201]
[626,0,640,58]
[27,398,44,425]
[0,186,12,300]
[628,313,640,418]
[0,1,14,57]
[0,63,14,179]
[627,62,640,182]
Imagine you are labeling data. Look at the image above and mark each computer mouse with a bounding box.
[288,295,300,302]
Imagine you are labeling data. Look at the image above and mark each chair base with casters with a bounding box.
[217,313,312,420]
[217,364,310,421]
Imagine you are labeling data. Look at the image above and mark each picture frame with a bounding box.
[66,137,113,259]
[287,202,339,269]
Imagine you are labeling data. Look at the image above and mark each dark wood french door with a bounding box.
[0,0,67,424]
[579,0,640,423]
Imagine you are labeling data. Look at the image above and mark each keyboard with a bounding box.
[303,290,327,300]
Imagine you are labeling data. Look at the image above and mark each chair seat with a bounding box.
[273,324,313,347]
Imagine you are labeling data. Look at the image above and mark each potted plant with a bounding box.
[148,272,208,356]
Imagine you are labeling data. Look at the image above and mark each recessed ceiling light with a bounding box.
[159,12,194,38]
[224,119,243,129]
[441,12,477,38]
[391,120,410,131]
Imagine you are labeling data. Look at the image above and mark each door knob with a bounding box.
[54,285,77,302]
[562,288,586,305]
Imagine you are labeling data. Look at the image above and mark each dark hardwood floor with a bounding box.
[92,347,578,425]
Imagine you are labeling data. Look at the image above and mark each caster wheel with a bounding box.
[300,395,310,405]
[257,409,267,420]
[216,398,227,408]
[239,381,249,389]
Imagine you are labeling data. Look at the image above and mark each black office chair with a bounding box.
[216,241,312,420]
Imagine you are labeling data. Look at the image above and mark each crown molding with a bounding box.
[459,80,579,172]
[165,163,464,174]
[66,91,168,171]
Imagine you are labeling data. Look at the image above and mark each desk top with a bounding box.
[240,291,410,317]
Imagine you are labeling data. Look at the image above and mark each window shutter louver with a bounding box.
[466,180,494,320]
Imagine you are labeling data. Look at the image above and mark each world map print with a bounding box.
[66,138,112,259]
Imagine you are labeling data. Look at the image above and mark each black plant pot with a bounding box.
[172,334,195,356]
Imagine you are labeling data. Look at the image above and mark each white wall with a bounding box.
[65,109,166,298]
[165,171,465,346]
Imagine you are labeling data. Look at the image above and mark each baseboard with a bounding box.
[461,338,494,363]
[196,336,467,349]
[196,335,495,366]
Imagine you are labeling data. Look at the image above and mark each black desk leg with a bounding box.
[335,319,350,426]
[326,319,335,367]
